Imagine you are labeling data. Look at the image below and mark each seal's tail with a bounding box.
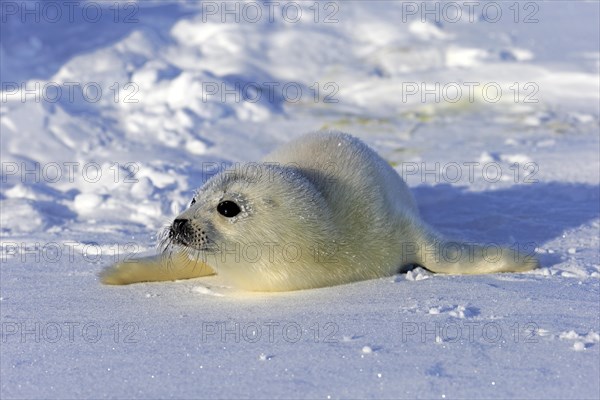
[411,232,539,275]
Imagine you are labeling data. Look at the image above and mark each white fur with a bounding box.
[100,132,538,291]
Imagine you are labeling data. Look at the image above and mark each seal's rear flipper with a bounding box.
[418,239,539,275]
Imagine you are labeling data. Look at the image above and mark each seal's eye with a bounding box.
[217,201,241,218]
[190,198,196,206]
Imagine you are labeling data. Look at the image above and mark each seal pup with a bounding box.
[100,132,538,291]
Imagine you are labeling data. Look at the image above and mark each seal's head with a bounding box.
[161,163,341,291]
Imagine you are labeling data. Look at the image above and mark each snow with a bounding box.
[1,1,599,399]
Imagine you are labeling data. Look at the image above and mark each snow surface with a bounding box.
[1,1,599,399]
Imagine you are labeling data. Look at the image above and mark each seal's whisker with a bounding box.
[157,225,173,254]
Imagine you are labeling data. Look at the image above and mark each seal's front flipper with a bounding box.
[99,252,215,285]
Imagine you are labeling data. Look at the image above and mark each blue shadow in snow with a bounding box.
[1,2,196,82]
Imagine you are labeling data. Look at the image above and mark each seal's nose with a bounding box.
[172,218,189,235]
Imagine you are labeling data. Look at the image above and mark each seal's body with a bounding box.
[101,132,537,291]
